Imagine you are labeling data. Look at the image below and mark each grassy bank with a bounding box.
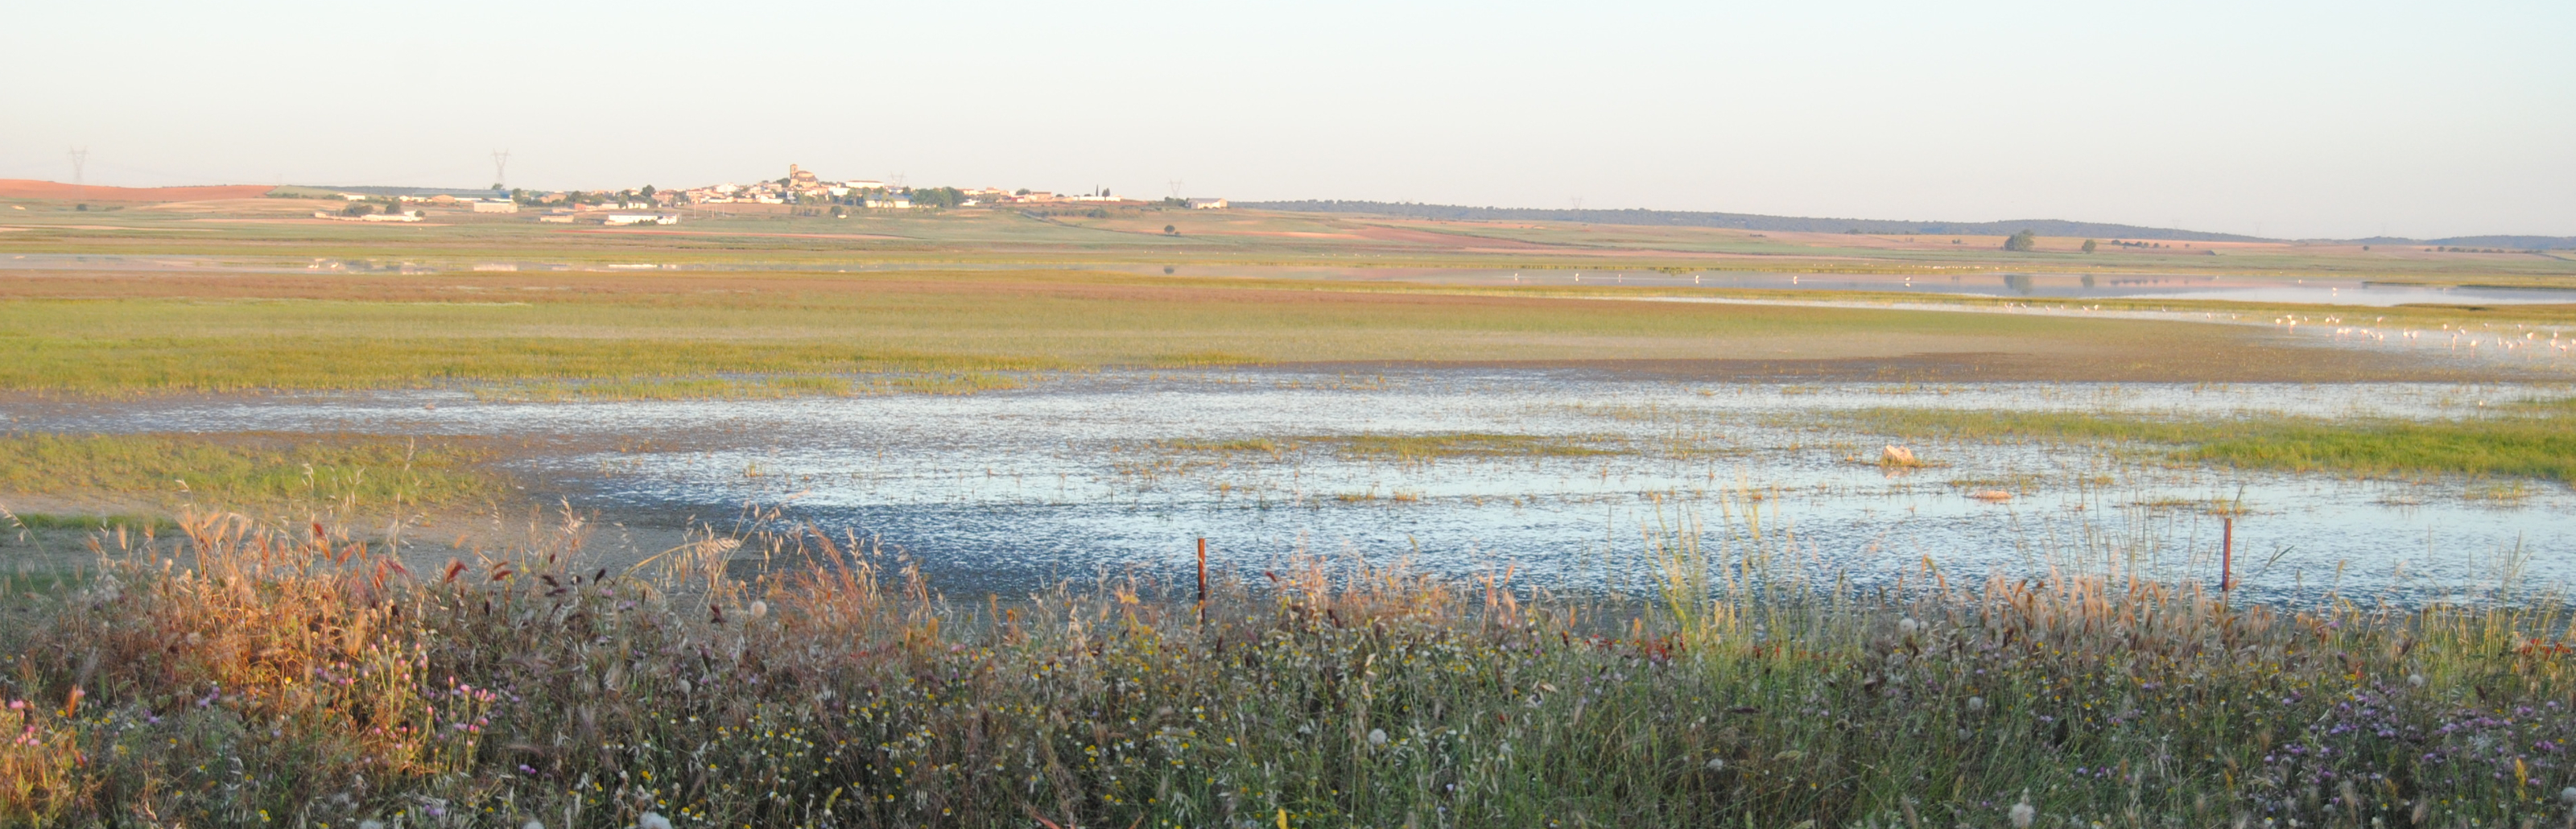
[0,513,2572,826]
[1838,405,2576,483]
[0,432,504,509]
[0,269,2511,396]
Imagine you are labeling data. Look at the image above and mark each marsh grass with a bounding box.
[1327,432,1621,461]
[0,264,2494,398]
[0,333,1061,397]
[2,505,2574,826]
[1170,433,1619,464]
[1162,438,1287,454]
[2,512,177,534]
[0,432,503,509]
[1836,406,2576,483]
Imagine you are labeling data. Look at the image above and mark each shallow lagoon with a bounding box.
[12,369,2569,605]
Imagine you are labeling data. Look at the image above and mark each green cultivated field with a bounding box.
[3,201,2571,396]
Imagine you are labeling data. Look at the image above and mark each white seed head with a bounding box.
[1897,617,1920,636]
[748,600,769,620]
[523,821,546,829]
[2408,673,2426,688]
[2009,799,2035,829]
[2561,786,2576,805]
[1705,757,1725,772]
[638,813,675,829]
[1368,728,1388,746]
[1967,695,1985,712]
[358,822,386,829]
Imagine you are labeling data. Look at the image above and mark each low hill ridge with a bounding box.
[0,179,278,202]
[1241,200,2573,248]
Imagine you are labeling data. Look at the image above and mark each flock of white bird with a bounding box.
[2265,314,2574,357]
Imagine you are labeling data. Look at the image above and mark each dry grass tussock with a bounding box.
[2,511,2576,827]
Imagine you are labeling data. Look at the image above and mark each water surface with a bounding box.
[10,369,2567,605]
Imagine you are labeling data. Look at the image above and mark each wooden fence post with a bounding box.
[2221,518,2234,595]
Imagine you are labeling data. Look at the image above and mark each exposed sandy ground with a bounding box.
[561,229,910,241]
[138,197,345,216]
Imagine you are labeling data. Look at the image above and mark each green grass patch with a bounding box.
[0,331,1059,396]
[0,432,504,508]
[2,512,178,534]
[0,265,2489,397]
[1838,404,2576,481]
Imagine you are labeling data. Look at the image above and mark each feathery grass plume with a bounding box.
[0,502,2574,823]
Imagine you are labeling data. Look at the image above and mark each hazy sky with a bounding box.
[4,1,2569,238]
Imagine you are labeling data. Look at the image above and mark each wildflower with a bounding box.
[1368,728,1387,746]
[638,812,673,829]
[2009,794,2035,828]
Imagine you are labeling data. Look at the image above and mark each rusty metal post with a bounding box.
[2221,517,2234,594]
